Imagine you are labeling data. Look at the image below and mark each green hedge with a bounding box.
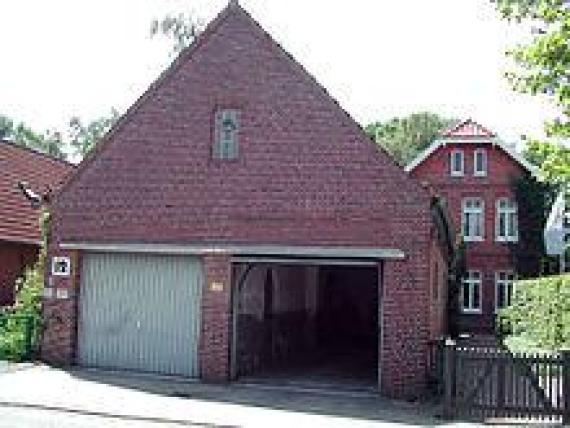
[499,274,570,351]
[0,211,47,362]
[0,315,37,361]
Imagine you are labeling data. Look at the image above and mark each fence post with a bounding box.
[496,351,505,418]
[563,350,570,425]
[443,338,457,420]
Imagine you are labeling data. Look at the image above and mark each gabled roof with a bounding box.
[405,119,536,175]
[51,1,430,247]
[56,1,412,203]
[0,140,75,244]
[441,118,496,138]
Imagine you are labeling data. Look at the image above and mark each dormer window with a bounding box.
[474,149,487,177]
[214,109,239,160]
[450,149,464,177]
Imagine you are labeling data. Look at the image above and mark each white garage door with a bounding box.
[78,252,203,377]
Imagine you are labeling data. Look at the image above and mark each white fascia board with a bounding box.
[405,136,537,176]
[405,139,444,172]
[59,242,406,260]
[494,138,538,177]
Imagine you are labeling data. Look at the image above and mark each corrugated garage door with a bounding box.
[78,253,202,377]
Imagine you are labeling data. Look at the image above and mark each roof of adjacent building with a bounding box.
[0,140,75,245]
[441,119,496,138]
[405,119,536,174]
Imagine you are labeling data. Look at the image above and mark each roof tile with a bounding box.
[0,140,75,244]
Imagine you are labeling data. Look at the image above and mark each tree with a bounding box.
[0,114,66,160]
[150,13,202,57]
[523,138,570,184]
[68,110,119,158]
[493,1,569,139]
[365,112,456,166]
[0,115,14,140]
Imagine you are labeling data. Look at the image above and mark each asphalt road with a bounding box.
[0,405,197,428]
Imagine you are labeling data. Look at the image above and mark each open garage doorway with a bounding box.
[231,261,380,390]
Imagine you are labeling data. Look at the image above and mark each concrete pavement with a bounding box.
[0,364,474,427]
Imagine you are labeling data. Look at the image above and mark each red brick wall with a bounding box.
[42,5,436,398]
[0,241,38,306]
[411,143,531,334]
[40,248,81,365]
[200,255,232,382]
[428,227,449,340]
[381,254,430,398]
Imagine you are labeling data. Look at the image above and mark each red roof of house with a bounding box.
[441,119,496,138]
[405,119,536,174]
[0,140,75,245]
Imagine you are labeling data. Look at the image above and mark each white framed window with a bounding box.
[462,198,485,241]
[450,150,464,177]
[461,270,482,314]
[496,198,518,242]
[474,149,488,177]
[214,109,239,160]
[495,271,516,311]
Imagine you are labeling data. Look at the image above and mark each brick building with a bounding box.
[0,140,74,306]
[41,1,453,398]
[406,120,536,334]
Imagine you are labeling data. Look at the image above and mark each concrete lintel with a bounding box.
[58,242,406,260]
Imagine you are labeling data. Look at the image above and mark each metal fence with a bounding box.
[0,313,39,361]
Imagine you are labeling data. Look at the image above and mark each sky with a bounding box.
[0,0,560,146]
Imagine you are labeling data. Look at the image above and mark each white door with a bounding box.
[78,252,202,377]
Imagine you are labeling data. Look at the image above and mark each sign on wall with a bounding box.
[51,256,71,277]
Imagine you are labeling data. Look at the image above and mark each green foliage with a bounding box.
[492,0,570,139]
[68,110,119,158]
[524,138,570,185]
[0,319,31,361]
[511,174,557,277]
[150,13,201,57]
[500,274,570,351]
[0,211,49,361]
[0,115,14,140]
[365,112,456,166]
[0,114,66,159]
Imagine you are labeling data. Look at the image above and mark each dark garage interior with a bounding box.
[232,262,379,389]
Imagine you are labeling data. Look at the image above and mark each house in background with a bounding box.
[40,1,453,399]
[0,140,74,306]
[406,119,537,334]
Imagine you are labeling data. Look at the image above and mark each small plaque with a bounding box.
[42,287,54,299]
[52,256,71,277]
[56,288,69,300]
[210,282,224,292]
